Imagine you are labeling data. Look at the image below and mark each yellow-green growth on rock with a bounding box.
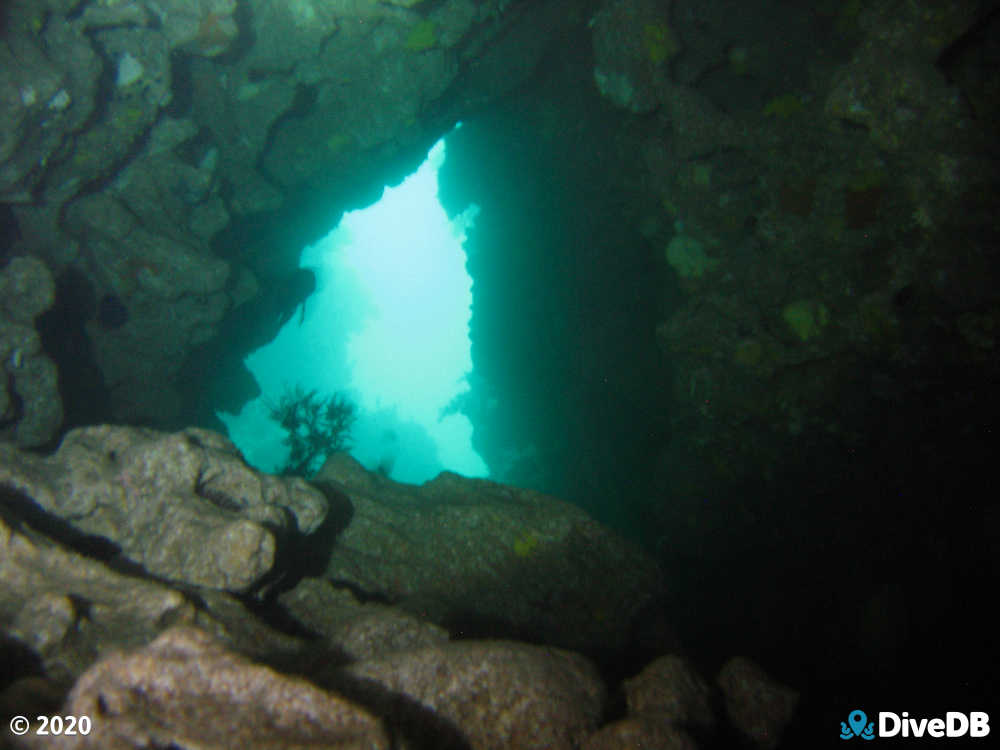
[513,531,540,558]
[643,22,679,64]
[782,300,829,341]
[405,20,437,52]
[763,94,804,118]
[326,133,352,154]
[666,234,718,278]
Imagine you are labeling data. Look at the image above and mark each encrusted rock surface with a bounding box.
[344,639,606,750]
[26,626,390,750]
[0,0,549,423]
[583,717,698,750]
[278,577,450,662]
[316,452,664,655]
[0,507,201,684]
[0,423,800,748]
[624,654,715,731]
[0,256,62,447]
[0,425,328,591]
[718,656,799,750]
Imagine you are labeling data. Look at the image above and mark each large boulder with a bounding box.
[345,639,606,750]
[27,626,389,750]
[0,425,328,591]
[316,453,664,656]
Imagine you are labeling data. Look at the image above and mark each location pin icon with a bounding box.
[848,710,868,737]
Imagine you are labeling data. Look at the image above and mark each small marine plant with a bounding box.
[265,385,357,477]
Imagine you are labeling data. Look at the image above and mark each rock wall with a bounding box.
[1,0,567,426]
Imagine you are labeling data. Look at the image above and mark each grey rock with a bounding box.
[78,0,152,29]
[824,1,978,152]
[590,0,670,114]
[0,0,550,412]
[64,189,232,423]
[345,639,605,750]
[163,0,240,57]
[0,255,55,325]
[279,577,449,662]
[0,425,328,591]
[0,256,62,447]
[245,0,341,73]
[45,26,171,197]
[0,18,100,202]
[0,508,200,684]
[316,453,663,655]
[187,53,297,188]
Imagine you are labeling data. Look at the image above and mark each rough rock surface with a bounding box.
[583,716,698,750]
[2,496,422,690]
[717,656,799,750]
[278,576,450,662]
[0,256,62,447]
[25,626,390,750]
[344,640,606,750]
[0,506,200,685]
[824,0,981,151]
[590,0,672,113]
[0,0,550,423]
[63,184,232,423]
[316,453,664,655]
[1,426,798,748]
[0,425,328,591]
[624,654,715,730]
[0,11,102,203]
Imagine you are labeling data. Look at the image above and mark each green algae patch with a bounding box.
[405,20,437,52]
[783,300,829,341]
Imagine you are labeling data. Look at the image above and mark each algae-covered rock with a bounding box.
[666,233,718,279]
[782,299,829,342]
[591,0,674,113]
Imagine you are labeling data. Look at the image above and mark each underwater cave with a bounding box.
[3,0,999,746]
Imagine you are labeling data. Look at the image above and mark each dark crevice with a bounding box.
[36,267,112,431]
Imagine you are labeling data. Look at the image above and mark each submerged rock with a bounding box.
[0,423,799,748]
[345,639,606,750]
[0,256,62,447]
[718,656,799,750]
[0,425,328,591]
[316,453,665,656]
[29,626,389,750]
[0,507,201,684]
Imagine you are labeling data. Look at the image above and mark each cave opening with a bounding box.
[219,133,487,484]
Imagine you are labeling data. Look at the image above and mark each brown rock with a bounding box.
[345,640,606,750]
[717,656,798,750]
[25,626,389,750]
[624,654,714,730]
[583,715,699,750]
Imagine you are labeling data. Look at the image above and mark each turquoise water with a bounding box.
[219,137,487,483]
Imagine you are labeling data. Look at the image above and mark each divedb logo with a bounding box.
[840,709,990,740]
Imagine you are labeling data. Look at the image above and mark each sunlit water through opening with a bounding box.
[219,135,487,483]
